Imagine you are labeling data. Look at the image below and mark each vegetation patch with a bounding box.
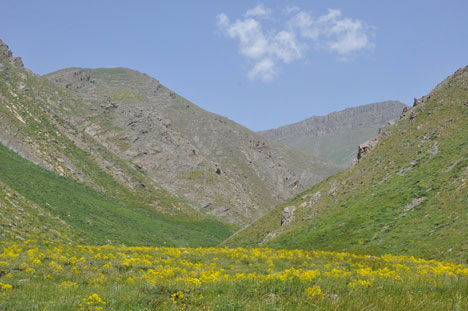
[0,143,232,247]
[0,241,467,310]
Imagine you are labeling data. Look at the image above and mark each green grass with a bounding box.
[1,242,467,311]
[0,143,232,247]
[0,181,79,243]
[227,66,468,263]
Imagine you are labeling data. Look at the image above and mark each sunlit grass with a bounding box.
[1,241,467,310]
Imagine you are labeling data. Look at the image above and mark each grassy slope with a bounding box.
[0,142,232,247]
[0,180,79,243]
[0,62,197,217]
[0,54,236,246]
[226,66,468,263]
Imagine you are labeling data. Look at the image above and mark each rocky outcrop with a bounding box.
[357,137,379,161]
[356,118,400,162]
[281,206,296,226]
[0,40,23,68]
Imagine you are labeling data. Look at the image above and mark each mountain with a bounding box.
[226,66,468,263]
[43,67,338,224]
[0,38,338,239]
[1,39,236,246]
[259,101,407,167]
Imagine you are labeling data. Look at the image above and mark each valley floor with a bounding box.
[0,241,467,310]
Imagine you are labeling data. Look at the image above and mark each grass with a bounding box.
[226,66,468,263]
[0,181,78,243]
[0,241,467,310]
[2,44,468,310]
[0,143,232,247]
[1,59,236,246]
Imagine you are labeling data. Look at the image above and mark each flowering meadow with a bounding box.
[0,241,467,310]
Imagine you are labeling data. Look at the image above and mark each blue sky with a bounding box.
[2,1,468,131]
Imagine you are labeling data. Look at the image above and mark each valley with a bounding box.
[1,37,467,310]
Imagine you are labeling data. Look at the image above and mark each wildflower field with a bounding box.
[0,241,467,310]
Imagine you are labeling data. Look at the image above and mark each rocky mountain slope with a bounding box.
[259,101,407,167]
[226,66,468,263]
[1,40,192,216]
[44,67,338,224]
[0,39,338,231]
[1,39,234,246]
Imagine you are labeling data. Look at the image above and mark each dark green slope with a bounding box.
[227,66,468,263]
[0,180,78,243]
[0,142,232,246]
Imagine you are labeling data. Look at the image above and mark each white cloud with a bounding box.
[272,31,302,63]
[225,18,268,59]
[245,4,271,18]
[216,13,229,28]
[217,9,302,81]
[327,18,373,57]
[248,58,276,81]
[288,9,374,59]
[288,11,318,39]
[217,6,374,81]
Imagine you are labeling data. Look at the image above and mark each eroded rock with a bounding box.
[281,205,296,226]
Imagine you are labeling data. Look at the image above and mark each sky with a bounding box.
[2,1,468,131]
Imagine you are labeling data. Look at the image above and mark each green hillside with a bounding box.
[0,180,79,243]
[0,41,239,246]
[0,142,232,246]
[226,66,468,263]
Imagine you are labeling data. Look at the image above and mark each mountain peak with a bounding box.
[0,39,23,68]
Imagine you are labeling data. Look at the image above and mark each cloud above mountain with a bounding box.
[217,5,374,81]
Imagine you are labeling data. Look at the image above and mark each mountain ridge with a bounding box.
[43,66,341,224]
[259,101,407,167]
[0,39,339,230]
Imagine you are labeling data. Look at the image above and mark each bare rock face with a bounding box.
[281,205,296,226]
[413,96,430,107]
[356,116,399,162]
[357,137,379,161]
[0,40,23,68]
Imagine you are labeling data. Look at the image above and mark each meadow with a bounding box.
[1,241,467,310]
